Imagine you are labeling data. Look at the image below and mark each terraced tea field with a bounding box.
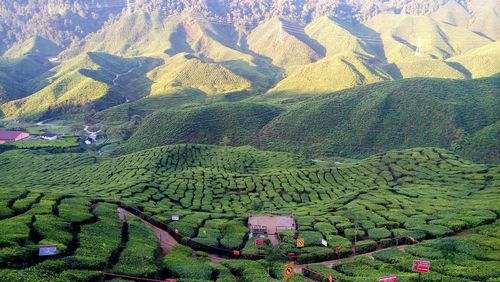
[0,144,498,281]
[303,221,500,281]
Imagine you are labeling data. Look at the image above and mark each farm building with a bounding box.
[40,133,59,140]
[248,215,296,235]
[0,131,30,144]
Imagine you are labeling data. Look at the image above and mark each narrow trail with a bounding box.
[116,207,224,263]
[112,62,141,86]
[117,208,177,256]
[111,61,143,103]
[295,244,408,274]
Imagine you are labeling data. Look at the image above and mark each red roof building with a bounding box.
[0,131,30,144]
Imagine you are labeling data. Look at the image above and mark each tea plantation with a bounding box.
[0,144,498,281]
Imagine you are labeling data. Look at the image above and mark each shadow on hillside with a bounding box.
[447,61,472,79]
[165,24,194,56]
[281,19,326,58]
[83,58,163,118]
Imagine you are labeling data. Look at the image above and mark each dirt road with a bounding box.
[117,208,178,255]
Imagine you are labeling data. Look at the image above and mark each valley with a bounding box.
[0,1,499,281]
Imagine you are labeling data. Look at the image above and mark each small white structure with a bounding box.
[40,133,58,141]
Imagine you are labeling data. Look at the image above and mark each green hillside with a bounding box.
[117,103,283,154]
[3,36,62,59]
[268,55,392,96]
[0,55,56,102]
[260,77,500,160]
[0,52,156,120]
[305,16,378,58]
[247,18,321,68]
[456,121,500,164]
[64,11,178,58]
[148,53,252,96]
[7,8,497,107]
[395,57,467,79]
[448,40,500,78]
[365,14,492,63]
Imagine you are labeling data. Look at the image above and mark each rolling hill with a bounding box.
[447,40,500,78]
[116,102,283,154]
[365,14,493,62]
[3,36,62,59]
[267,55,392,96]
[0,55,55,102]
[147,53,252,96]
[456,121,500,164]
[0,52,158,120]
[247,18,322,68]
[1,2,496,107]
[260,76,500,161]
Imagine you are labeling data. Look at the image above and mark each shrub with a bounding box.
[409,224,453,238]
[112,218,160,277]
[299,231,324,247]
[355,240,376,254]
[164,245,214,280]
[372,248,409,263]
[368,228,392,241]
[344,228,366,241]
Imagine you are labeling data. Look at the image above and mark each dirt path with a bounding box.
[295,243,410,274]
[268,234,280,246]
[112,62,141,86]
[117,208,178,255]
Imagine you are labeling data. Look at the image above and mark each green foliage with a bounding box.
[164,245,218,280]
[261,76,500,162]
[112,217,161,277]
[0,144,498,279]
[305,222,500,282]
[71,203,122,269]
[368,228,392,241]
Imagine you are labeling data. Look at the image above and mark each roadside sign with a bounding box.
[283,262,295,281]
[322,238,328,247]
[171,215,180,221]
[39,244,57,256]
[255,238,265,246]
[380,275,397,282]
[296,238,305,248]
[233,250,240,256]
[412,260,430,273]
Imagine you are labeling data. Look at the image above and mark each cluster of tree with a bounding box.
[0,0,124,53]
[0,0,463,53]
